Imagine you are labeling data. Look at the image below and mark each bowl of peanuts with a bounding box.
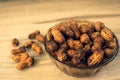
[45,20,119,77]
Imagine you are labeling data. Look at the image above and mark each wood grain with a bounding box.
[0,0,120,80]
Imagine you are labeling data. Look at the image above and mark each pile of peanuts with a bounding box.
[45,20,117,66]
[11,30,44,70]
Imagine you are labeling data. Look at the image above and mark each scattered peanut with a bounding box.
[32,43,43,55]
[22,41,35,48]
[28,30,40,39]
[11,47,26,55]
[12,52,29,62]
[35,34,44,43]
[12,38,19,47]
[16,57,34,70]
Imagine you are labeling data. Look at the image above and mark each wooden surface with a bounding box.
[0,0,120,80]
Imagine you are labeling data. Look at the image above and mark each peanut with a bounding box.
[91,32,101,40]
[16,57,34,70]
[28,30,40,39]
[83,44,91,52]
[104,48,114,57]
[46,28,53,42]
[22,41,35,48]
[107,39,116,49]
[46,40,58,51]
[94,22,105,31]
[91,42,101,52]
[12,38,19,47]
[67,38,83,49]
[88,50,104,66]
[71,56,80,65]
[93,36,104,46]
[101,28,113,41]
[69,20,81,39]
[51,28,65,44]
[80,33,90,44]
[11,47,26,55]
[35,34,44,43]
[12,52,29,62]
[57,52,67,62]
[32,43,43,55]
[79,24,89,33]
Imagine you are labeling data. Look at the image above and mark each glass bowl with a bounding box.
[44,21,119,77]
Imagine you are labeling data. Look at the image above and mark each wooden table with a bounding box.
[0,0,120,80]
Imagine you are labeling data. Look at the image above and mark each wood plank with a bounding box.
[0,0,120,25]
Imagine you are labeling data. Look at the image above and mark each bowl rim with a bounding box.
[44,21,119,69]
